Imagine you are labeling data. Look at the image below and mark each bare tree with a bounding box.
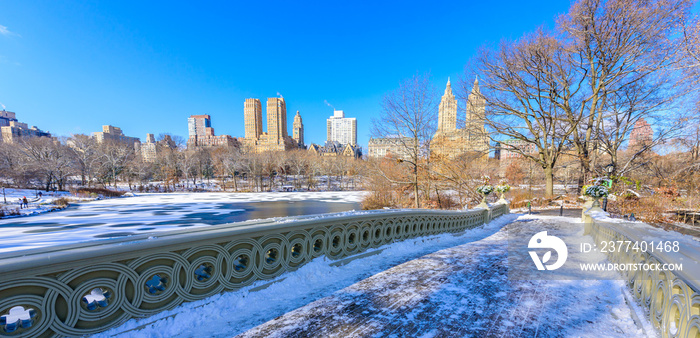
[371,73,438,208]
[155,145,181,191]
[287,150,309,190]
[666,113,700,193]
[122,149,155,190]
[679,114,700,162]
[682,14,700,76]
[179,149,202,189]
[212,147,242,191]
[68,134,100,186]
[557,0,693,184]
[596,82,685,178]
[471,30,579,197]
[158,133,186,149]
[431,152,499,206]
[306,155,321,191]
[0,143,22,187]
[99,141,136,188]
[17,137,74,191]
[240,152,265,192]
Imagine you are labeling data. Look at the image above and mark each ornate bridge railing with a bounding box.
[0,202,508,337]
[584,209,700,338]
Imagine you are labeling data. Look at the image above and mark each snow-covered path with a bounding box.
[239,216,648,337]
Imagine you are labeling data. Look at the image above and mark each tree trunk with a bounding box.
[544,164,554,198]
[435,187,441,209]
[413,165,419,208]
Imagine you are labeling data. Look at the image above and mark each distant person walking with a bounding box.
[22,197,28,209]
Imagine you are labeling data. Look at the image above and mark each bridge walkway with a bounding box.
[237,215,646,338]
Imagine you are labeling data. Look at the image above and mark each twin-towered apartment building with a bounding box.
[185,97,306,153]
[367,78,490,162]
[241,97,302,152]
[185,97,359,157]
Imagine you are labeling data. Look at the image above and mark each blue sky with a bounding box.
[1,0,576,148]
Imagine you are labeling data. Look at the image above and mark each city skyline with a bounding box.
[0,1,577,149]
[0,1,697,334]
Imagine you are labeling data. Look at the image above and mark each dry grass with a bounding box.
[508,188,580,210]
[425,194,461,209]
[52,197,71,208]
[509,189,548,209]
[0,207,20,218]
[608,194,689,224]
[361,191,395,210]
[70,187,126,198]
[361,190,413,210]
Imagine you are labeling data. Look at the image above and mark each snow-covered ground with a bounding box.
[94,214,653,338]
[0,191,367,254]
[0,188,72,217]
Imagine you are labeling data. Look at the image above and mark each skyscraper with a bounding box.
[436,78,457,135]
[141,133,157,162]
[326,110,357,146]
[629,118,653,149]
[464,78,490,158]
[188,115,212,138]
[431,78,490,161]
[186,114,238,149]
[293,110,304,147]
[244,99,263,139]
[267,97,287,144]
[242,97,298,153]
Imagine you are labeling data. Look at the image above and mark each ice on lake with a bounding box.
[0,191,366,254]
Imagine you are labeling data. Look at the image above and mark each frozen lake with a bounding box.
[0,191,366,254]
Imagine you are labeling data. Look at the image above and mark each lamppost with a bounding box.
[562,165,570,194]
[559,165,568,216]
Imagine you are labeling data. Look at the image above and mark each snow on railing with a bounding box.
[0,203,507,337]
[583,207,700,337]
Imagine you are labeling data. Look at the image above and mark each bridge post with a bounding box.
[581,198,593,220]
